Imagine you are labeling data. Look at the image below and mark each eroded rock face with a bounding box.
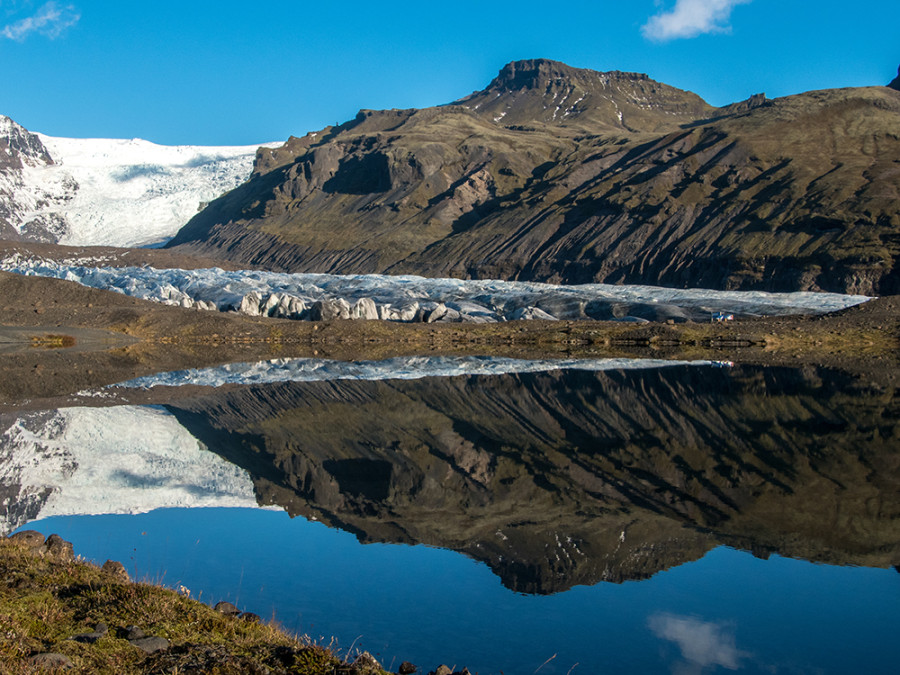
[0,116,69,243]
[167,60,900,295]
[166,365,900,594]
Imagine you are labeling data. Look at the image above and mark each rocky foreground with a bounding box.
[0,532,466,674]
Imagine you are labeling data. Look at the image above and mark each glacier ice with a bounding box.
[0,406,263,534]
[0,254,871,324]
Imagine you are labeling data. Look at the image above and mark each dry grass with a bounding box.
[0,537,375,675]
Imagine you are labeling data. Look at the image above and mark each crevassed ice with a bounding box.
[19,135,278,248]
[111,356,727,390]
[0,406,263,534]
[0,257,871,323]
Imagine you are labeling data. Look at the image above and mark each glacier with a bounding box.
[0,253,871,323]
[0,405,263,535]
[1,114,275,247]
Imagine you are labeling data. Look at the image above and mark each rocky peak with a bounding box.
[0,116,53,171]
[889,65,900,91]
[452,59,714,132]
[486,58,649,93]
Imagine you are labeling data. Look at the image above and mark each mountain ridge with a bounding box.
[165,59,900,295]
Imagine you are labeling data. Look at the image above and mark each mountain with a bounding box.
[0,115,268,247]
[890,66,900,91]
[166,59,900,295]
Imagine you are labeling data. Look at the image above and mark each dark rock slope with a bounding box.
[166,59,900,295]
[166,364,900,594]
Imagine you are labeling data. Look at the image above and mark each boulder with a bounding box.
[214,601,241,616]
[101,559,129,582]
[8,530,45,551]
[72,622,108,644]
[130,636,170,654]
[44,534,74,560]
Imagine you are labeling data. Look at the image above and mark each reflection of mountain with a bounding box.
[0,406,261,534]
[165,365,900,594]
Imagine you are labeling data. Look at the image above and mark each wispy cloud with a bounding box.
[642,0,751,42]
[1,2,80,41]
[648,613,747,673]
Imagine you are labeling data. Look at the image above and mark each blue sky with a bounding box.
[2,0,897,145]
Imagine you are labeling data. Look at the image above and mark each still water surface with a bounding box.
[4,359,899,673]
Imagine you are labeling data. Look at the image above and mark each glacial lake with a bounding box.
[4,359,899,674]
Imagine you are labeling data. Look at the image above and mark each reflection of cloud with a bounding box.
[1,2,80,41]
[642,0,751,42]
[649,613,746,673]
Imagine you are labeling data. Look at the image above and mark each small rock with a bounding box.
[44,534,74,560]
[430,667,452,675]
[72,622,108,643]
[130,636,170,654]
[399,662,417,674]
[125,625,146,640]
[28,652,73,669]
[102,560,129,582]
[239,612,261,623]
[350,651,383,674]
[214,601,241,616]
[8,530,45,551]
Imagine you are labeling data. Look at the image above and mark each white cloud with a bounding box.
[1,2,80,41]
[648,613,747,673]
[642,0,751,42]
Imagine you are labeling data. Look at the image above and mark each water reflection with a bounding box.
[161,363,900,593]
[2,359,899,672]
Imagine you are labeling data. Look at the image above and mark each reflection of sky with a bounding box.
[648,613,745,673]
[19,508,900,675]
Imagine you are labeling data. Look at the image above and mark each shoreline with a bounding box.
[0,531,441,674]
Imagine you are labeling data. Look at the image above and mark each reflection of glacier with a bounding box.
[0,257,870,323]
[0,406,261,534]
[113,355,722,389]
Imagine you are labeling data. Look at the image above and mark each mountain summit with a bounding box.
[452,58,714,132]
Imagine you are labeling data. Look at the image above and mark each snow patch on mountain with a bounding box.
[0,406,263,534]
[1,114,275,247]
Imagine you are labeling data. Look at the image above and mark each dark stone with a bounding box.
[130,636,170,654]
[430,667,452,675]
[102,560,129,581]
[28,652,73,669]
[399,662,417,674]
[8,530,45,550]
[125,625,146,640]
[72,622,108,643]
[239,612,261,623]
[214,601,241,616]
[44,534,74,560]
